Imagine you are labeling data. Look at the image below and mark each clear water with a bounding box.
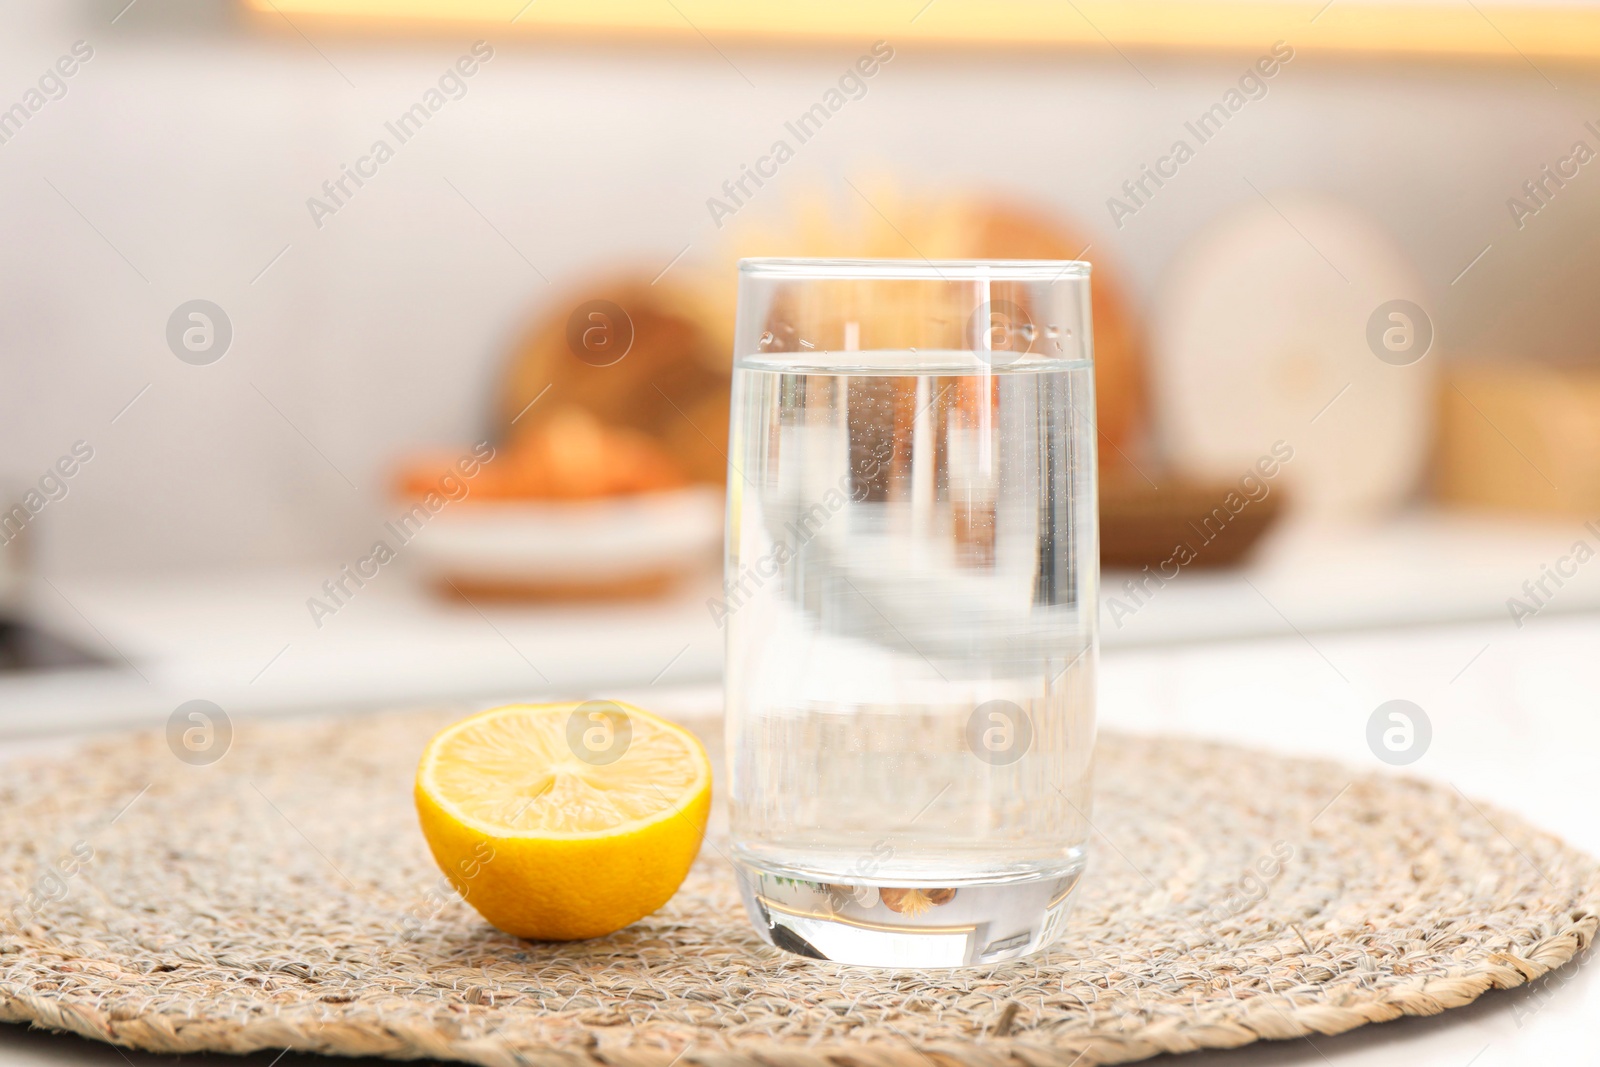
[723,352,1098,967]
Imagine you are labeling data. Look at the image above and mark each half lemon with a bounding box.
[414,701,711,940]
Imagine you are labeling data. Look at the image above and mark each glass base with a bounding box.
[732,860,1083,968]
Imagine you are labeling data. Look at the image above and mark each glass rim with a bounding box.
[737,257,1091,281]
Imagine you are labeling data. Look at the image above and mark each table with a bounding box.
[3,610,1597,1064]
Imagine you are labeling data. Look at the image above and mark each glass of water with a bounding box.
[721,258,1098,967]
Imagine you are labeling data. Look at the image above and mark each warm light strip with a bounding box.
[241,0,1600,60]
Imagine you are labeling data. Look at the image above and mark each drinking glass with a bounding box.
[721,258,1099,967]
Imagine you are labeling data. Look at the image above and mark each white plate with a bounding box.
[1152,194,1435,519]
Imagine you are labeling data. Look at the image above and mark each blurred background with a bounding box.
[5,0,1600,734]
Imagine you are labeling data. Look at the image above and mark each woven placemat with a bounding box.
[1,706,1595,1066]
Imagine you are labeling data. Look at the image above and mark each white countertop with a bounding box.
[4,611,1599,1064]
[4,509,1599,740]
[3,510,1598,1063]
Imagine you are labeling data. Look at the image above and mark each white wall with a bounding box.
[3,1,1597,574]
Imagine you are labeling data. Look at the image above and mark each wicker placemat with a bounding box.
[1,706,1595,1066]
